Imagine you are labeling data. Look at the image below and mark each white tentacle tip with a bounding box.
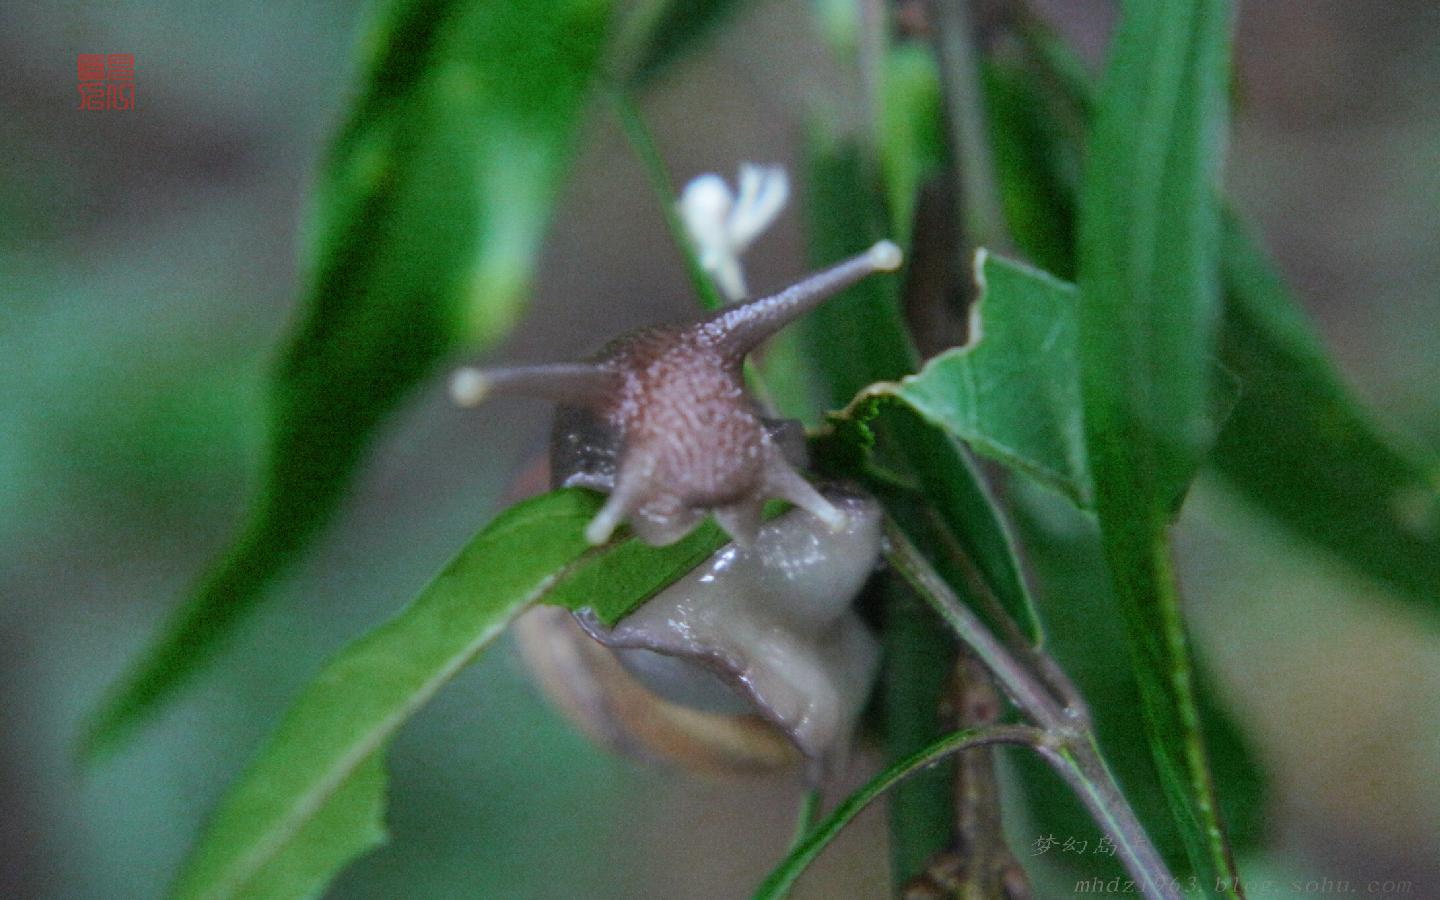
[868,240,903,272]
[800,494,847,533]
[585,497,627,545]
[817,504,848,533]
[449,367,490,407]
[584,518,614,546]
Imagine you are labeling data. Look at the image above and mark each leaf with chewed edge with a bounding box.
[871,251,1089,508]
[999,15,1440,615]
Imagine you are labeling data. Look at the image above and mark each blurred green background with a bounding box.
[2,1,1438,897]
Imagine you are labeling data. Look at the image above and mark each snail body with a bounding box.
[514,488,883,776]
[455,240,904,775]
[453,239,902,547]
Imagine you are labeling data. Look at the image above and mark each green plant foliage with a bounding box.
[802,135,1041,647]
[980,54,1079,280]
[1010,487,1265,885]
[170,488,734,899]
[1075,0,1242,890]
[801,127,1054,883]
[1213,217,1440,608]
[84,0,616,761]
[1005,15,1440,616]
[754,726,1034,900]
[877,43,946,245]
[860,251,1089,508]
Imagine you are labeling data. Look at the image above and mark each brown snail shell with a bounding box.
[513,488,884,777]
[513,606,800,774]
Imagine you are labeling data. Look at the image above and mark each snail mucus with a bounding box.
[452,240,903,779]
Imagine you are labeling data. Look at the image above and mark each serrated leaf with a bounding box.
[1075,0,1242,891]
[171,488,733,900]
[85,0,616,761]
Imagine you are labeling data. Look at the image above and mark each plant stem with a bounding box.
[607,90,727,312]
[754,725,1047,900]
[883,520,1180,900]
[930,0,1009,251]
[948,652,1033,898]
[787,788,823,856]
[882,580,959,890]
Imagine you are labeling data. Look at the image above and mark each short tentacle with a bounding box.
[763,450,846,532]
[700,240,903,359]
[450,363,616,408]
[712,501,764,548]
[584,455,652,545]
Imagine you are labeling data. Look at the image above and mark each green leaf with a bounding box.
[1009,487,1264,885]
[880,580,958,890]
[872,250,1089,507]
[171,488,733,900]
[1001,13,1440,614]
[800,135,1041,646]
[609,91,727,312]
[1076,0,1241,890]
[84,0,616,760]
[877,43,947,245]
[1212,216,1440,606]
[980,54,1079,280]
[800,126,1042,880]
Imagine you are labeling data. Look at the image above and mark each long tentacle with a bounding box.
[449,363,616,407]
[701,240,902,358]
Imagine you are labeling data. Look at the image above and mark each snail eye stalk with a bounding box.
[450,241,902,549]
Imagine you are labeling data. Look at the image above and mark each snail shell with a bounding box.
[514,488,884,776]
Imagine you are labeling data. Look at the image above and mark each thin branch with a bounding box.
[607,89,727,311]
[887,521,1067,729]
[944,652,1032,898]
[753,725,1047,900]
[787,788,823,856]
[883,520,1180,900]
[930,0,1010,251]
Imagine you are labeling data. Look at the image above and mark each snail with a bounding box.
[453,239,903,776]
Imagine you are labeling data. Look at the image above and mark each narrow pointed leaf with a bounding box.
[753,727,1035,900]
[1075,0,1241,891]
[1000,18,1440,614]
[1009,489,1264,885]
[172,488,735,900]
[1212,217,1440,606]
[85,0,616,760]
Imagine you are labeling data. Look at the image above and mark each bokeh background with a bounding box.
[3,1,1438,897]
